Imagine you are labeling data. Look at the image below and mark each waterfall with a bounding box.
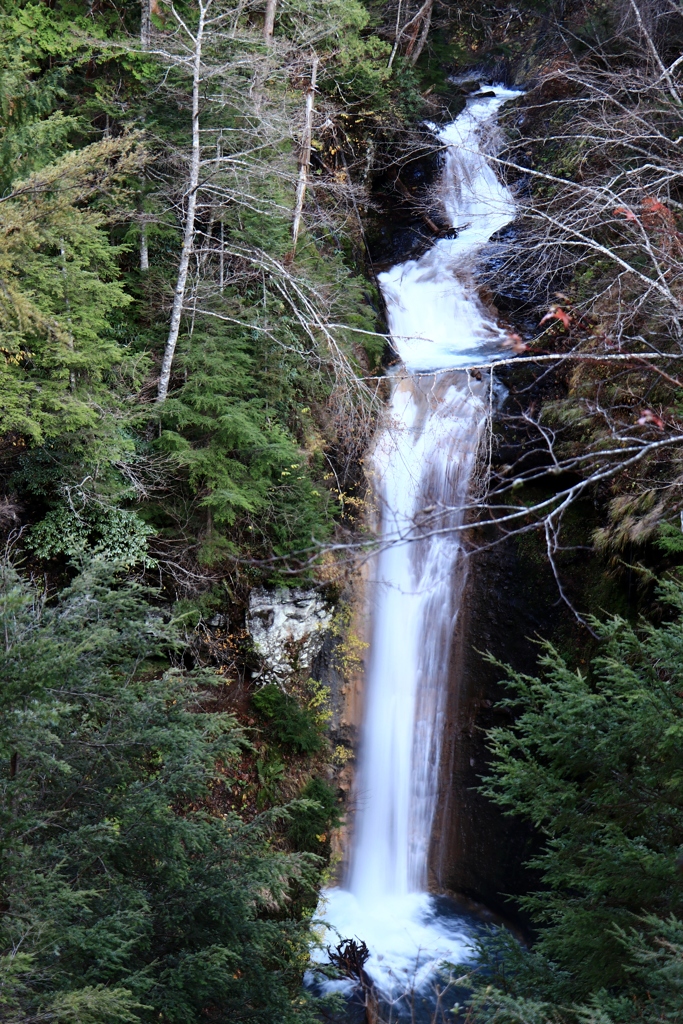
[315,86,521,998]
[348,373,486,904]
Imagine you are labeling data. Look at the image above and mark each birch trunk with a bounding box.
[387,0,403,69]
[141,0,151,48]
[140,222,149,270]
[291,56,318,253]
[156,6,205,403]
[140,3,151,269]
[263,0,277,44]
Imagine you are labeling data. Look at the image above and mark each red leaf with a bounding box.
[637,409,665,430]
[641,196,668,216]
[502,332,528,354]
[539,305,571,329]
[614,206,638,222]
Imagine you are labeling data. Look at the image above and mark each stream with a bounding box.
[313,85,522,1014]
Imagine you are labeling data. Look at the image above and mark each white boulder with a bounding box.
[246,587,333,683]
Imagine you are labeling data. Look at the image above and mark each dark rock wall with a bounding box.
[430,528,571,928]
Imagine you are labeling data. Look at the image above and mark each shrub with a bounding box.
[288,778,341,853]
[252,684,323,755]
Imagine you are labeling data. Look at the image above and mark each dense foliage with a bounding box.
[253,683,325,756]
[464,582,683,1023]
[0,0,422,580]
[0,559,325,1024]
[288,777,342,854]
[0,2,425,1020]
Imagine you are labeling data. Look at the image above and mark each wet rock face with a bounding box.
[433,529,567,931]
[246,587,333,684]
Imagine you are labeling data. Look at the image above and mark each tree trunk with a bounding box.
[387,0,433,69]
[140,223,149,270]
[291,56,318,253]
[263,0,277,44]
[140,2,151,267]
[141,0,151,48]
[387,0,404,69]
[156,6,205,403]
[410,0,433,64]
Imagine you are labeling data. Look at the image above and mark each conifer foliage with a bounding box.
[0,559,321,1024]
[0,1,417,1019]
[466,583,683,1024]
[0,0,397,576]
[0,139,139,442]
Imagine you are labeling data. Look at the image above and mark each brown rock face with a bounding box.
[430,530,567,927]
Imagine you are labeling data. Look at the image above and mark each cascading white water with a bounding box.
[314,86,521,997]
[349,373,486,905]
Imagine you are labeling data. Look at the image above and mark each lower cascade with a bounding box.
[313,86,522,1001]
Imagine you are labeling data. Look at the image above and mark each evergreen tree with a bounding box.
[0,0,396,575]
[0,140,140,443]
[0,559,322,1023]
[464,581,683,1024]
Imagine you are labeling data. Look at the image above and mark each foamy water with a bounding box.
[381,88,520,371]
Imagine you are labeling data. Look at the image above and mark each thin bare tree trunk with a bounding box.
[387,0,404,69]
[140,2,151,270]
[217,134,225,292]
[140,221,149,270]
[263,0,277,44]
[387,0,433,69]
[157,5,206,403]
[291,55,318,253]
[141,0,151,48]
[410,0,433,63]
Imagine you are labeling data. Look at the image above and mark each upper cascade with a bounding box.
[379,86,522,372]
